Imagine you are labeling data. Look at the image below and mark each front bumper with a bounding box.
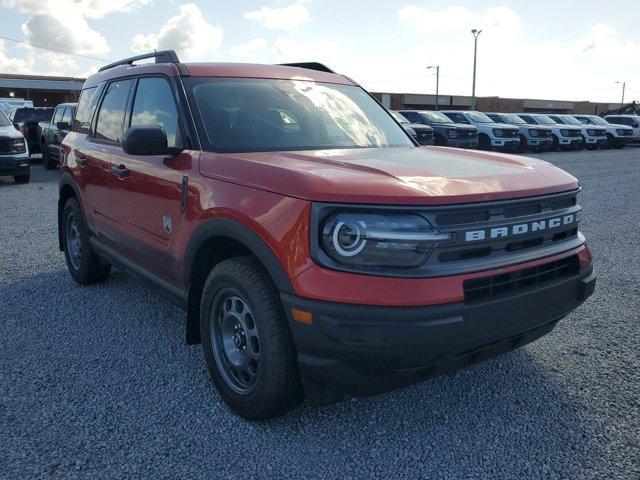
[528,138,553,148]
[491,138,520,150]
[447,139,479,149]
[585,137,607,146]
[559,137,583,146]
[0,156,30,176]
[283,264,595,400]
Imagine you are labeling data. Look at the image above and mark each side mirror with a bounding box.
[122,125,169,156]
[57,121,71,131]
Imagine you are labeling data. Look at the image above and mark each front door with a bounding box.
[106,76,188,285]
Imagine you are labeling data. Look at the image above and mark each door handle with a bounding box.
[111,164,129,178]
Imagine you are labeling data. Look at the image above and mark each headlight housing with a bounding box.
[10,138,26,154]
[447,129,458,139]
[319,212,450,271]
[492,128,504,137]
[561,129,570,136]
[528,129,539,137]
[587,129,595,136]
[617,129,627,135]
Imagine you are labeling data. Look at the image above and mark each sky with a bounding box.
[0,0,639,103]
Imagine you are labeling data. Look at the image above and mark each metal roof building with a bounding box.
[0,74,85,107]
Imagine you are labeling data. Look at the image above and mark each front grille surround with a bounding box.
[311,189,585,278]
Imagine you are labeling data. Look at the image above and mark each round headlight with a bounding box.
[320,212,450,269]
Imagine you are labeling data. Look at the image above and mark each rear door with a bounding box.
[106,76,189,284]
[81,80,133,237]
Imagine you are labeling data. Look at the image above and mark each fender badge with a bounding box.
[163,216,172,233]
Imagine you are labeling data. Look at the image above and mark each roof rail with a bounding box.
[279,62,335,73]
[98,50,180,72]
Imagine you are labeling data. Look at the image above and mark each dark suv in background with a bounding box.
[390,110,434,145]
[398,110,478,148]
[40,103,76,169]
[8,107,54,155]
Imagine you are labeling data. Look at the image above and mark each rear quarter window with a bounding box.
[74,86,99,133]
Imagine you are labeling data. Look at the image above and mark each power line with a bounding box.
[0,34,111,63]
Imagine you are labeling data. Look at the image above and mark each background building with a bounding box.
[0,74,84,107]
[373,92,620,115]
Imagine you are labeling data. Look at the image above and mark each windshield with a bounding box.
[532,114,557,125]
[422,111,452,123]
[0,111,11,127]
[585,116,608,126]
[559,116,582,126]
[503,114,526,125]
[467,111,494,123]
[13,108,53,123]
[390,111,409,124]
[188,78,413,152]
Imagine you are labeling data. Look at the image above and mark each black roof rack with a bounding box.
[279,62,335,73]
[98,50,180,72]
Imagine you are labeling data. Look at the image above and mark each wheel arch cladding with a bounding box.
[58,175,82,251]
[184,218,295,345]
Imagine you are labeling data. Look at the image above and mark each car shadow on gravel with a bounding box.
[1,268,604,478]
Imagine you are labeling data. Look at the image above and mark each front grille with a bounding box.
[565,130,581,137]
[458,129,477,139]
[501,130,518,138]
[463,255,580,304]
[593,130,606,137]
[540,129,553,137]
[0,138,24,154]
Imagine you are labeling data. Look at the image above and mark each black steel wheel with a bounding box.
[200,256,302,420]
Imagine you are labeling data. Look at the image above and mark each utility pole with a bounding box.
[427,65,440,110]
[616,81,626,106]
[471,29,482,110]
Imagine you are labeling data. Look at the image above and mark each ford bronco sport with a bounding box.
[58,51,596,419]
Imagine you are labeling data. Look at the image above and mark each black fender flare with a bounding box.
[58,172,88,251]
[183,218,295,295]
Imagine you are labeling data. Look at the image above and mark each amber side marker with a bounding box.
[291,308,313,324]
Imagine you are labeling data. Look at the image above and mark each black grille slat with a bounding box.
[463,255,580,304]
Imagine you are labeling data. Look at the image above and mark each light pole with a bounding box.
[471,29,482,110]
[427,65,440,110]
[616,81,626,106]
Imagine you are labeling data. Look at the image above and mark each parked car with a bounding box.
[0,109,30,183]
[572,115,633,149]
[603,114,640,141]
[8,107,54,155]
[58,51,595,419]
[397,110,479,148]
[548,114,607,150]
[0,98,33,115]
[40,103,76,169]
[440,110,520,152]
[390,110,434,145]
[516,114,583,151]
[485,112,553,153]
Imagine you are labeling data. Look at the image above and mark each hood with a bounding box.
[490,123,519,131]
[407,123,433,132]
[607,123,633,130]
[0,125,23,139]
[199,147,579,206]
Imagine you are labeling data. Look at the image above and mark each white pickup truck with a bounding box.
[573,115,633,149]
[549,114,607,150]
[486,112,553,153]
[516,113,583,151]
[440,110,520,151]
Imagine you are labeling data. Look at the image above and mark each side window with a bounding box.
[404,112,417,122]
[52,107,64,125]
[74,87,98,133]
[130,77,181,148]
[447,112,467,123]
[521,116,535,125]
[61,107,73,126]
[95,80,133,143]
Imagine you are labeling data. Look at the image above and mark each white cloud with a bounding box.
[397,4,520,35]
[0,39,30,71]
[3,0,152,19]
[21,13,110,55]
[131,3,223,60]
[229,38,267,58]
[244,1,311,30]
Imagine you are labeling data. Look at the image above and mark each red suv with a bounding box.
[58,51,596,419]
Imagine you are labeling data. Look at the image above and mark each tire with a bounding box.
[577,136,586,150]
[605,134,615,149]
[42,141,57,170]
[200,256,302,420]
[517,135,527,153]
[478,134,491,150]
[14,174,30,184]
[549,135,560,152]
[61,198,111,284]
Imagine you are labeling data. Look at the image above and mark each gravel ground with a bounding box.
[1,149,639,479]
